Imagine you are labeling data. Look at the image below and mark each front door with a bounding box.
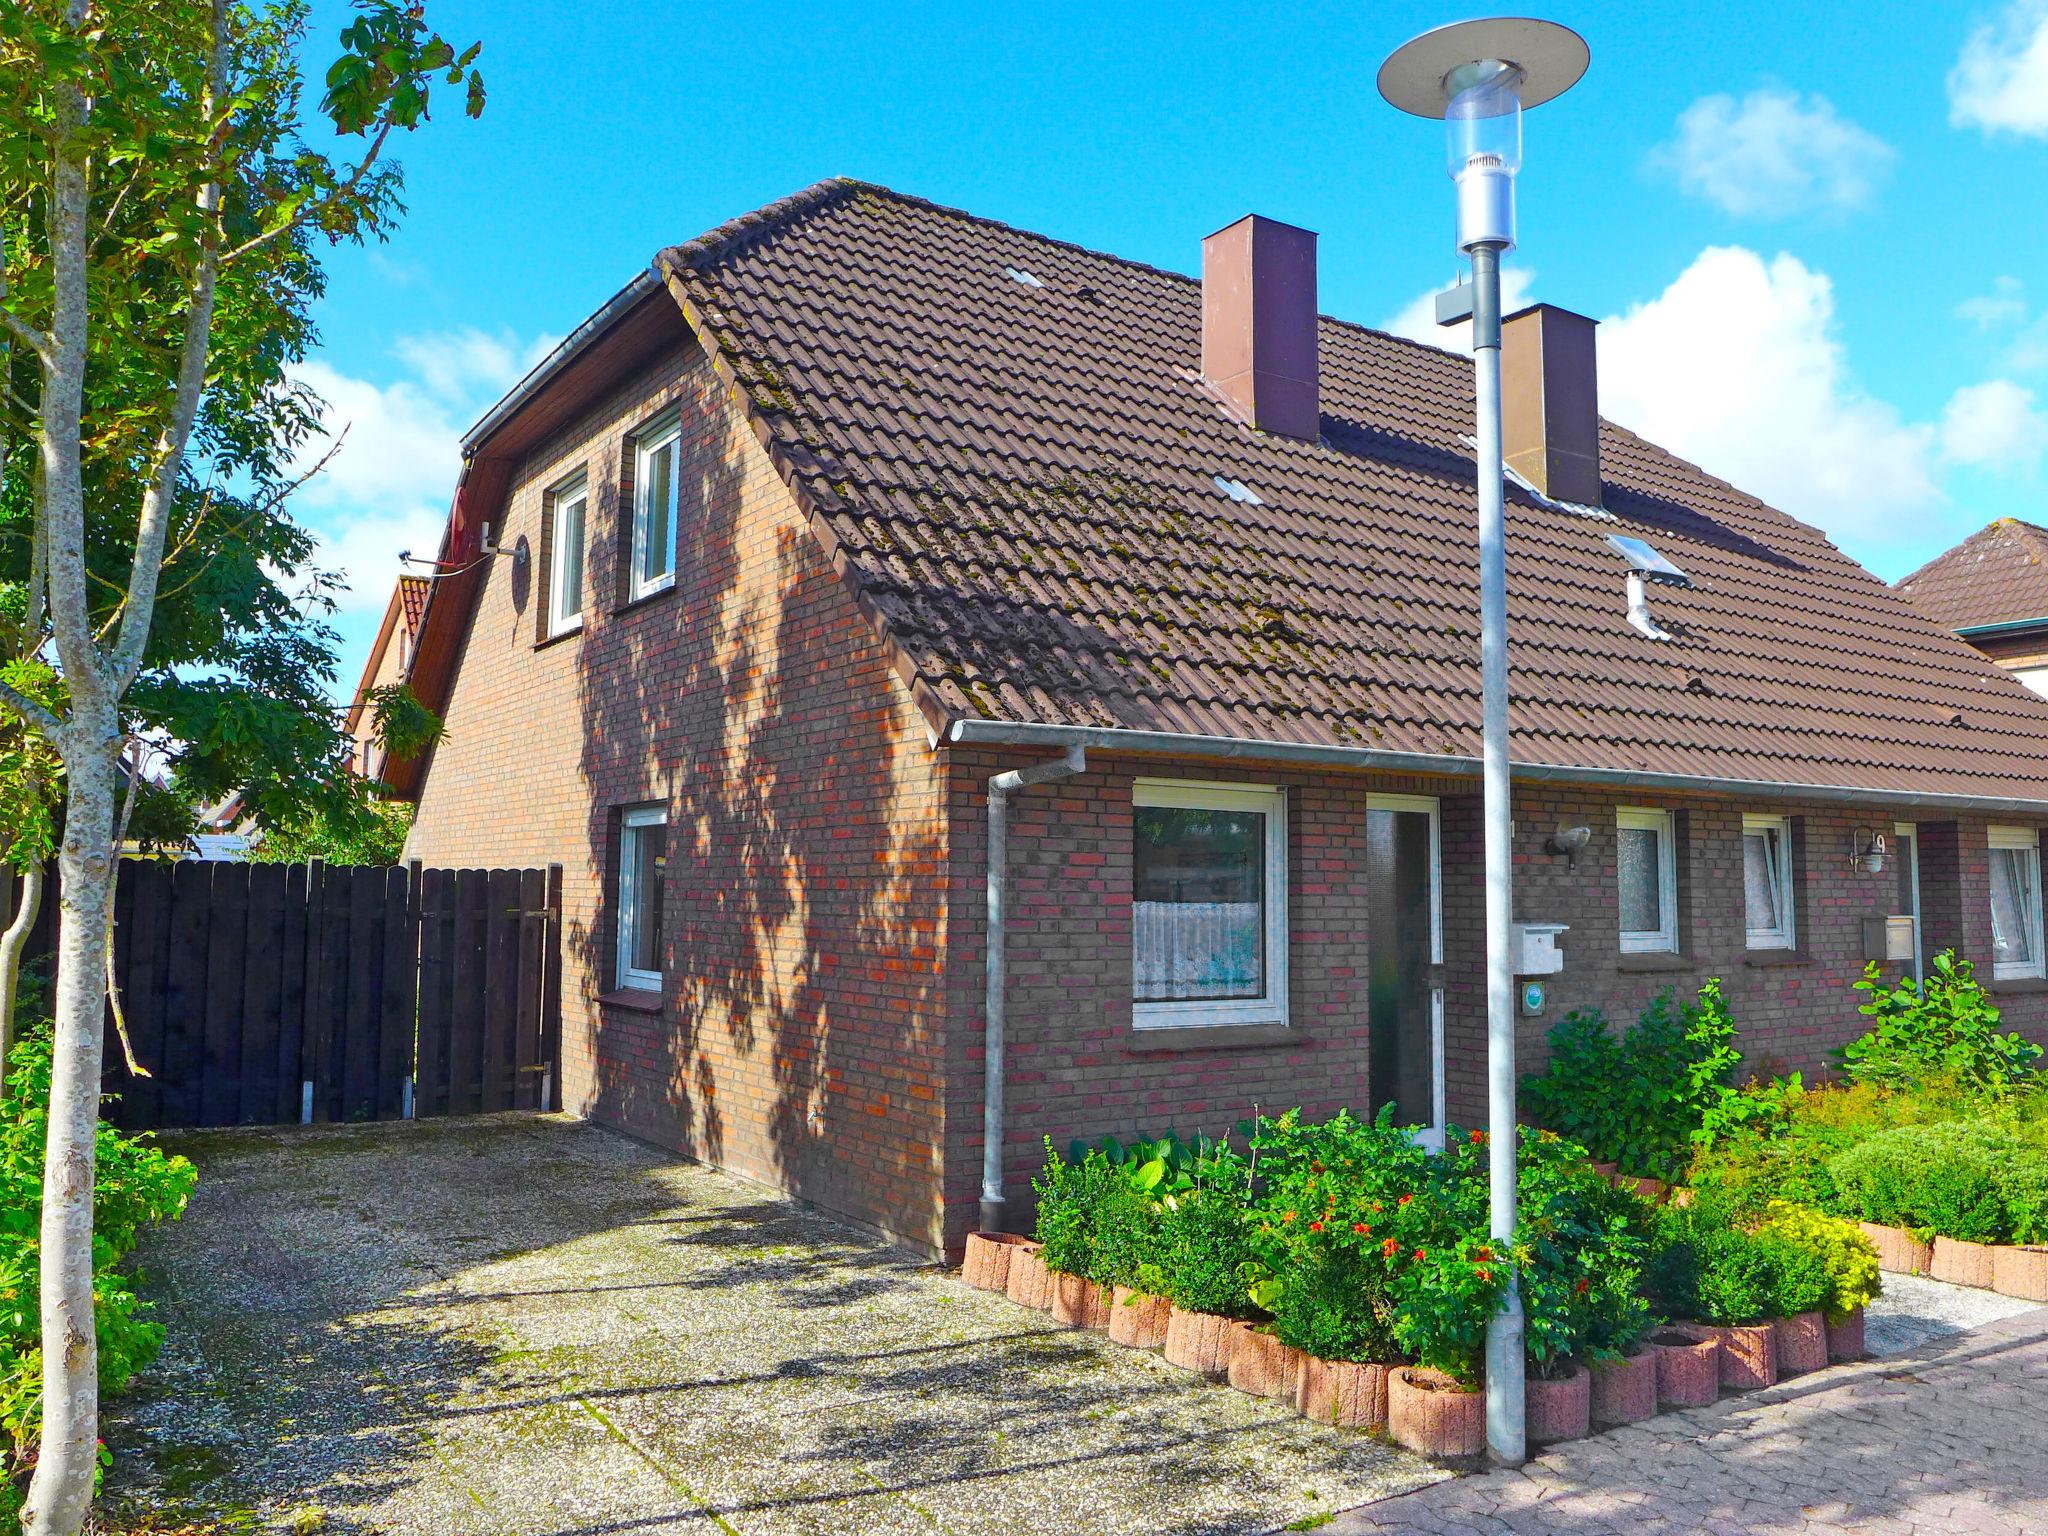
[1366,794,1444,1146]
[1894,822,1922,980]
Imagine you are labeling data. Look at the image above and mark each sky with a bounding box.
[288,0,2048,697]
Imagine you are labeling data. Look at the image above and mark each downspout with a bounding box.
[980,744,1086,1234]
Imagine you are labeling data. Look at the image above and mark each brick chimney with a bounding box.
[1201,215,1319,441]
[1502,304,1601,506]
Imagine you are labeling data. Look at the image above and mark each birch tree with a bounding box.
[0,5,481,1530]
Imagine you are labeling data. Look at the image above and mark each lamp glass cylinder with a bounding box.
[1447,63,1523,252]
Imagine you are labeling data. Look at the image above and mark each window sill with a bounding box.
[535,623,583,652]
[614,580,675,616]
[1127,1022,1294,1054]
[1616,952,1691,973]
[1990,976,2048,995]
[1743,949,1809,969]
[598,987,664,1013]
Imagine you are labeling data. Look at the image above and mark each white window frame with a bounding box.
[1894,821,1922,981]
[546,470,588,636]
[1131,780,1288,1030]
[629,410,682,601]
[1742,813,1797,951]
[616,805,668,992]
[1366,792,1443,965]
[1617,807,1678,954]
[1989,825,2046,981]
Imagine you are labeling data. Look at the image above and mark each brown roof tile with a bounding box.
[1896,518,2048,634]
[644,179,2048,804]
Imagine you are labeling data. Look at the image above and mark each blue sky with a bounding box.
[291,0,2048,695]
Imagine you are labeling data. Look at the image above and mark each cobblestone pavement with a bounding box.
[1324,1308,2048,1536]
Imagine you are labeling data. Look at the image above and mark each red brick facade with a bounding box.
[405,337,2048,1261]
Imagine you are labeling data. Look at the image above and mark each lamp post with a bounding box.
[1379,17,1588,1469]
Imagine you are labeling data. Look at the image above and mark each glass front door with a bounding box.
[1366,795,1443,1146]
[1894,822,1922,981]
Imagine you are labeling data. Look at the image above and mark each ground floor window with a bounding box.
[1742,813,1796,950]
[1131,780,1287,1028]
[1989,825,2044,981]
[1617,807,1677,953]
[616,805,668,991]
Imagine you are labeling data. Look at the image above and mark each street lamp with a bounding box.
[1379,16,1589,1470]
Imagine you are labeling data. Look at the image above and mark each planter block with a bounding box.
[1860,1222,1930,1276]
[1712,1323,1778,1390]
[1388,1367,1486,1458]
[1163,1307,1234,1376]
[1294,1357,1390,1431]
[1051,1272,1112,1329]
[1226,1324,1303,1400]
[1826,1306,1866,1363]
[1589,1161,1619,1180]
[1589,1348,1659,1426]
[1004,1246,1053,1311]
[1773,1311,1828,1376]
[961,1232,1032,1292]
[1618,1176,1667,1203]
[1108,1286,1171,1349]
[1930,1236,1996,1290]
[1992,1245,2048,1303]
[1525,1363,1591,1445]
[1651,1326,1720,1408]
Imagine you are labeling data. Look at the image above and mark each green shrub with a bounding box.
[1031,1141,1109,1277]
[1843,952,2040,1097]
[1522,979,1740,1182]
[1646,1203,1824,1325]
[1152,1169,1259,1316]
[2,1028,197,1518]
[1824,1120,2048,1243]
[1753,1202,1881,1322]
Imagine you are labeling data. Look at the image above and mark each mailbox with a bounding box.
[1512,922,1568,976]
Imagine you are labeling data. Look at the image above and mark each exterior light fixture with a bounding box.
[1852,827,1889,875]
[1380,15,1589,1471]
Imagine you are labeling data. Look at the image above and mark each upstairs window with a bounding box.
[1617,807,1677,953]
[1132,781,1287,1029]
[546,472,587,635]
[629,410,681,600]
[1742,814,1796,950]
[1990,826,2045,981]
[616,805,668,991]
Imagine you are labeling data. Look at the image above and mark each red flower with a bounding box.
[1382,1236,1400,1258]
[1352,1222,1371,1235]
[1574,1278,1591,1295]
[1371,1201,1384,1213]
[1312,1161,1326,1172]
[1469,1129,1486,1145]
[1281,1210,1297,1224]
[1475,1265,1493,1281]
[1309,1220,1325,1232]
[1413,1247,1428,1261]
[1473,1245,1493,1262]
[1397,1194,1413,1207]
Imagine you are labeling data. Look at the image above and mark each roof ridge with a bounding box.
[1894,516,2048,590]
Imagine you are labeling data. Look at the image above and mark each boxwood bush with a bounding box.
[1825,1120,2048,1243]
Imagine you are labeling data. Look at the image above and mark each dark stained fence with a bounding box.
[0,859,562,1132]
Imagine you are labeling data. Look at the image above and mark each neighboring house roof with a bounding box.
[381,179,2048,810]
[1895,519,2048,636]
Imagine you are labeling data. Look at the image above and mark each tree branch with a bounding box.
[220,120,392,268]
[0,675,62,738]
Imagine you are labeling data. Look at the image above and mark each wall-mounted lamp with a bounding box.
[1851,827,1888,875]
[1543,824,1591,870]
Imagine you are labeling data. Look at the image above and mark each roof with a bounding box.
[1895,519,2048,636]
[398,574,431,638]
[638,179,2048,806]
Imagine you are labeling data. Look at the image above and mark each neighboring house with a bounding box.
[359,180,2048,1258]
[1897,519,2048,700]
[344,572,432,781]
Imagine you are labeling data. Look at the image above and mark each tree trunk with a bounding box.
[21,739,117,1536]
[0,859,45,1095]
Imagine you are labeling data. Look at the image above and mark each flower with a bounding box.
[1469,1129,1486,1144]
[1475,1265,1493,1281]
[1371,1201,1384,1213]
[1413,1247,1428,1261]
[1574,1278,1591,1295]
[1281,1210,1296,1224]
[1352,1222,1371,1235]
[1309,1220,1324,1233]
[1397,1194,1412,1207]
[1382,1236,1400,1258]
[1473,1245,1493,1262]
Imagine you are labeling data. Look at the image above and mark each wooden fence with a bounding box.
[6,860,561,1131]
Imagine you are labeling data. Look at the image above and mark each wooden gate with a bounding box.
[2,859,562,1132]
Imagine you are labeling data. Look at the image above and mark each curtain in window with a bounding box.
[625,821,667,975]
[1743,827,1785,935]
[1991,847,2039,968]
[1132,806,1264,1001]
[1617,825,1663,935]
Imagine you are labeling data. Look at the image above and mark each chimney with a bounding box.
[1201,215,1319,441]
[1502,304,1602,506]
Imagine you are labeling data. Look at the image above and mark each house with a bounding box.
[1897,519,2048,700]
[345,572,432,780]
[359,180,2048,1258]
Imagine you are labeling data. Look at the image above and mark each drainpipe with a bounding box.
[980,744,1087,1234]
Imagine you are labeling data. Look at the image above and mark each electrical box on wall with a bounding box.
[1512,922,1568,976]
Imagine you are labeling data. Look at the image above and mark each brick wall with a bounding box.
[403,336,953,1254]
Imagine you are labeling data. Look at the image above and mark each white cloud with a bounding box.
[1597,246,1938,538]
[1958,275,2028,330]
[1381,266,1538,354]
[1651,88,1893,218]
[1940,378,2048,469]
[287,327,554,619]
[1950,0,2048,137]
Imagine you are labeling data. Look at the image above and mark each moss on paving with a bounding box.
[104,1115,1447,1534]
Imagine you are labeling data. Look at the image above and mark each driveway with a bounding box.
[102,1115,1440,1535]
